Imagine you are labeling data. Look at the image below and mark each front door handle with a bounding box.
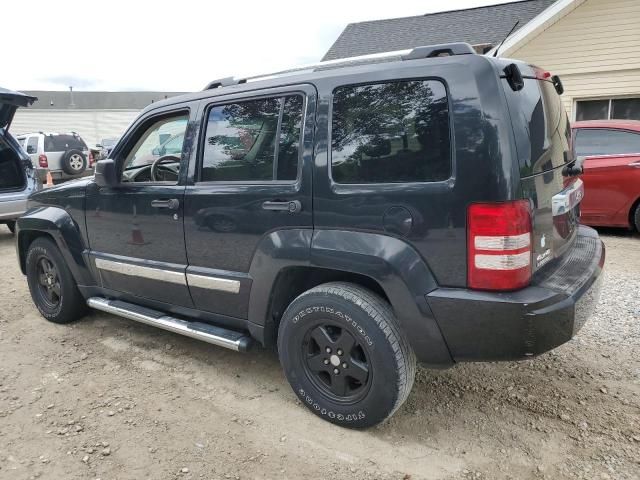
[262,200,302,213]
[151,198,180,210]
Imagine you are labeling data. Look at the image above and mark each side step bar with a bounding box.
[87,297,252,352]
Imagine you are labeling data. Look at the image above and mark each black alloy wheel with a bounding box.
[302,323,371,402]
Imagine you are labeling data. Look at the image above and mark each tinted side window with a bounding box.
[200,94,303,182]
[331,80,450,184]
[26,137,38,152]
[44,134,86,152]
[575,128,640,156]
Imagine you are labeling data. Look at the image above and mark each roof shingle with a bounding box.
[322,0,556,60]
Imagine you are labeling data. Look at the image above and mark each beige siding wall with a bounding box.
[506,0,640,119]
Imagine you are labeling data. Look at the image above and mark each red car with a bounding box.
[572,120,640,230]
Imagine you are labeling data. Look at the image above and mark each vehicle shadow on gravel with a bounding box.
[0,228,15,244]
[594,225,639,238]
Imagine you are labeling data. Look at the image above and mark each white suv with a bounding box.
[16,132,93,182]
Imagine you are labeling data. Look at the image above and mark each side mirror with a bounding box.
[26,145,36,154]
[94,159,118,187]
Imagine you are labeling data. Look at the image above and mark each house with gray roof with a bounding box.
[323,0,556,60]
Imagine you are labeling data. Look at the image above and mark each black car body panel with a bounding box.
[16,46,604,366]
[428,226,604,361]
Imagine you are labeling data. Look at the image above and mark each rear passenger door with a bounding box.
[183,85,315,318]
[313,76,458,284]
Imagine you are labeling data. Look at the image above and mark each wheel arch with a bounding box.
[247,228,453,366]
[628,195,640,230]
[17,207,93,286]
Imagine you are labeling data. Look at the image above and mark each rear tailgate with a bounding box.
[501,64,581,273]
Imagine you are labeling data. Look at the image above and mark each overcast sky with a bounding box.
[5,0,508,92]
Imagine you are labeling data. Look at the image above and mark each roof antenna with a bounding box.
[493,20,520,57]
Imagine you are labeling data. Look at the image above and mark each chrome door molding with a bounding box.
[95,257,186,285]
[186,273,241,294]
[94,257,242,294]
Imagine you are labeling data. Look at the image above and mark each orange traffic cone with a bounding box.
[45,171,54,188]
[128,221,146,245]
[127,205,146,245]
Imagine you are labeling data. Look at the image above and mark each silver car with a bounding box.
[0,88,41,233]
[16,131,93,182]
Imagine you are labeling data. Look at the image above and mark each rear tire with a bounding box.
[6,221,15,234]
[278,282,416,429]
[633,203,640,232]
[25,237,87,323]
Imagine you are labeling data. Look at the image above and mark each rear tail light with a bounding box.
[468,200,532,291]
[89,151,94,167]
[38,154,48,168]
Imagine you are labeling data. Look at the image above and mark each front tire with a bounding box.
[633,203,640,232]
[278,282,416,429]
[25,237,87,323]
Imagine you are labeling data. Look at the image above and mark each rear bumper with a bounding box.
[427,226,605,362]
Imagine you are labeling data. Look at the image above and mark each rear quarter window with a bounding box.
[331,79,451,184]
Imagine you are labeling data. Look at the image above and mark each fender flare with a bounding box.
[248,228,453,366]
[16,206,93,286]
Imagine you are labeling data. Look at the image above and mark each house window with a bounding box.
[576,98,640,121]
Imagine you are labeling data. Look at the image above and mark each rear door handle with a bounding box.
[262,200,302,213]
[151,198,180,210]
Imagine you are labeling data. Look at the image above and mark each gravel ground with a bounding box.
[0,226,638,480]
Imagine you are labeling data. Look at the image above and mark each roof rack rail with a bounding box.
[213,42,476,88]
[203,77,247,90]
[401,42,475,60]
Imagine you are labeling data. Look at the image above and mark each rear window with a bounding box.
[575,128,640,156]
[44,134,87,152]
[502,77,571,177]
[331,79,450,184]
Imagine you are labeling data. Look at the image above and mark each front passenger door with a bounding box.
[86,108,196,308]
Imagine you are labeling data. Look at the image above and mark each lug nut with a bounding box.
[325,347,331,354]
[333,368,339,374]
[337,349,343,356]
[342,363,347,368]
[323,359,329,365]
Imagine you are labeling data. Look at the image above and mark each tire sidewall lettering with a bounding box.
[292,305,374,347]
[297,388,366,423]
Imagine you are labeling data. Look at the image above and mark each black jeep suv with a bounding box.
[16,43,604,428]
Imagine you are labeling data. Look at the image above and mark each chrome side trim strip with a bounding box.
[87,297,250,351]
[186,273,241,294]
[94,258,186,285]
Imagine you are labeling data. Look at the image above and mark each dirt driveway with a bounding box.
[0,228,638,480]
